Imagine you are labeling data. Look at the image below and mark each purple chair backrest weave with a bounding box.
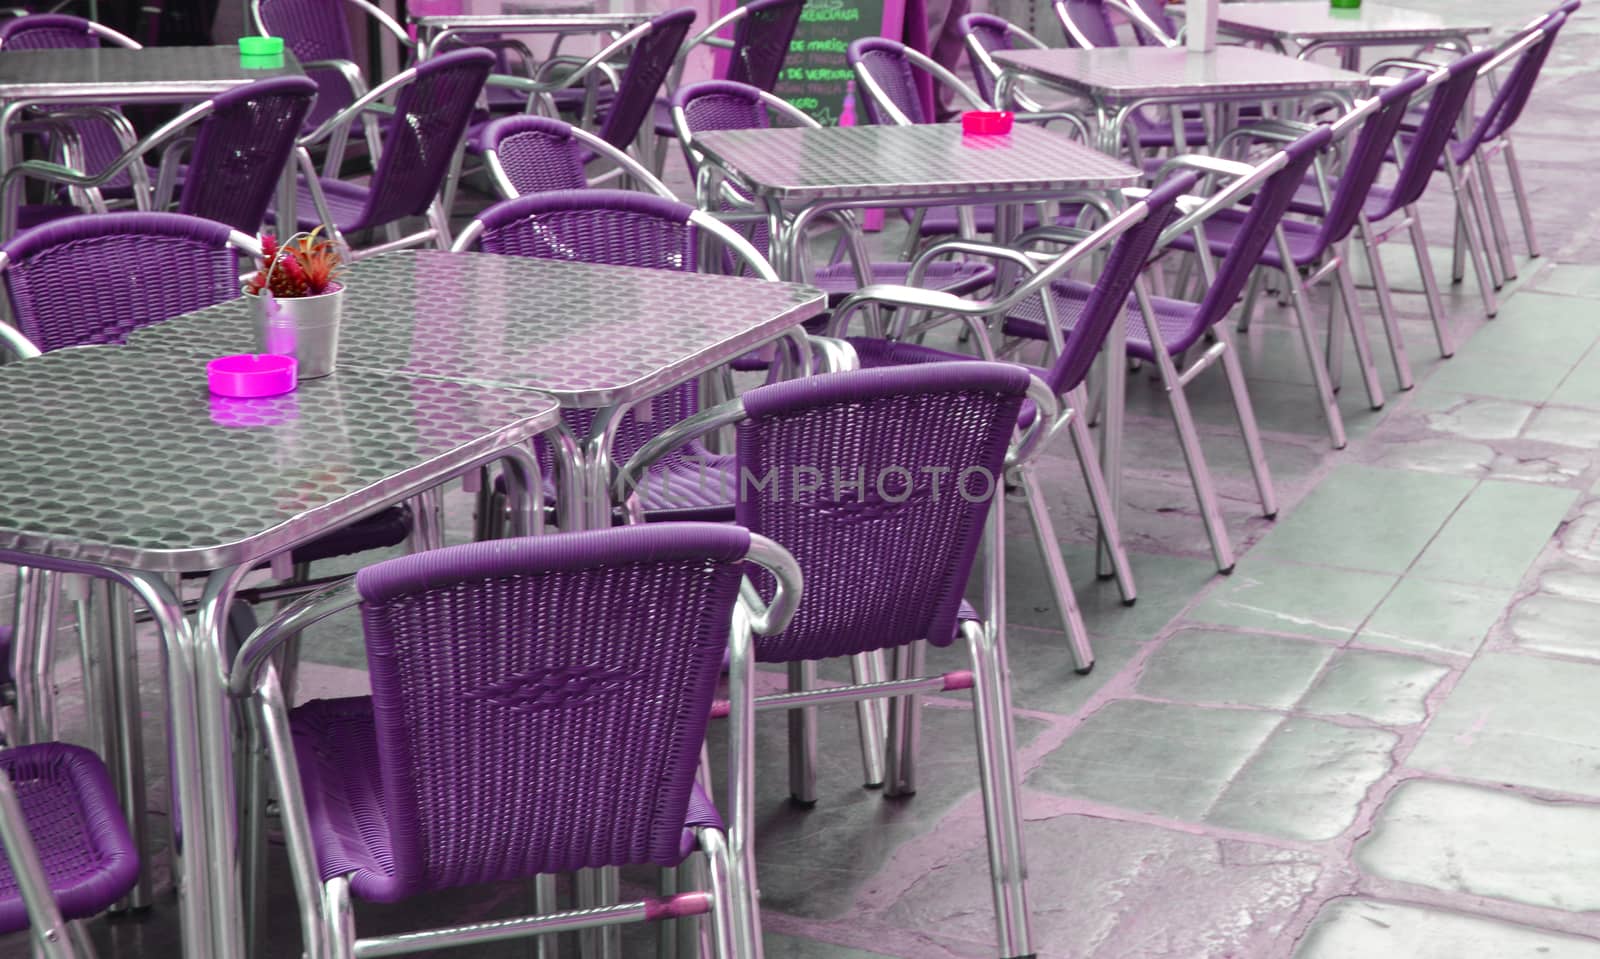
[1458,12,1566,158]
[1314,70,1428,250]
[1179,127,1332,344]
[179,76,319,234]
[1045,172,1194,395]
[477,115,592,195]
[0,15,137,191]
[734,363,1029,661]
[0,213,241,352]
[1128,0,1175,45]
[255,0,362,131]
[958,13,1025,105]
[725,0,803,90]
[362,48,494,228]
[1056,0,1118,48]
[351,524,750,890]
[674,80,805,260]
[597,7,697,150]
[462,190,705,466]
[1375,49,1493,219]
[848,37,929,124]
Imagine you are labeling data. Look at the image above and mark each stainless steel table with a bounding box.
[411,10,652,58]
[0,345,557,959]
[992,46,1373,155]
[131,251,830,529]
[1195,2,1491,68]
[0,45,306,238]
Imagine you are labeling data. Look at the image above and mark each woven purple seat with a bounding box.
[235,524,784,955]
[0,743,139,935]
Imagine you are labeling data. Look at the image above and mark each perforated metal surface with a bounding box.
[993,46,1372,101]
[692,123,1141,201]
[129,250,827,408]
[0,46,306,100]
[1199,2,1489,45]
[0,345,558,571]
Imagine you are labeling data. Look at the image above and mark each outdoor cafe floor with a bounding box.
[9,0,1600,954]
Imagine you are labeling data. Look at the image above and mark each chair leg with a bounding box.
[1067,387,1136,604]
[651,134,671,179]
[1237,267,1264,333]
[534,875,559,959]
[1453,167,1501,317]
[1405,207,1455,357]
[1501,138,1540,258]
[962,619,1034,959]
[1017,465,1095,673]
[106,587,151,912]
[1214,328,1278,519]
[696,830,743,959]
[1342,246,1411,393]
[322,877,355,959]
[1466,167,1506,292]
[1148,345,1235,573]
[241,705,270,959]
[1278,244,1348,449]
[65,920,94,956]
[1474,150,1518,281]
[1326,256,1385,409]
[786,660,818,806]
[848,652,887,788]
[884,642,925,798]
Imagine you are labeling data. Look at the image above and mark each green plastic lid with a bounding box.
[238,36,285,57]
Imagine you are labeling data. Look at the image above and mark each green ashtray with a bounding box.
[238,35,285,57]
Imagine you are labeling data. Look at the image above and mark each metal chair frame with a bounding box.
[477,114,675,200]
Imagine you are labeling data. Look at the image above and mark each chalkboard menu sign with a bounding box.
[717,0,908,126]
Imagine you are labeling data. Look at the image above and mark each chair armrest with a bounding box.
[0,320,41,361]
[1154,153,1259,182]
[228,576,360,698]
[1013,110,1090,140]
[1007,375,1060,470]
[614,395,750,502]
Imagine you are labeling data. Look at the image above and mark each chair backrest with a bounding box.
[351,524,750,892]
[1376,49,1493,218]
[1313,70,1429,250]
[724,0,804,90]
[0,15,140,190]
[958,13,1047,105]
[178,76,319,234]
[1458,12,1566,159]
[597,7,697,151]
[735,363,1028,661]
[0,212,243,353]
[1182,128,1331,340]
[848,36,987,124]
[1054,0,1118,48]
[476,114,672,199]
[253,0,384,132]
[1044,173,1193,395]
[360,48,494,229]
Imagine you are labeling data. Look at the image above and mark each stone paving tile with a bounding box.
[1207,719,1397,841]
[1416,346,1574,403]
[1134,629,1335,709]
[1356,780,1600,912]
[1528,263,1600,300]
[1550,348,1600,410]
[1407,652,1600,796]
[1247,464,1473,573]
[1185,560,1397,641]
[1356,577,1511,657]
[1461,291,1600,357]
[1296,650,1450,726]
[1410,481,1579,588]
[1507,591,1600,660]
[1524,406,1600,449]
[881,811,1323,959]
[1293,898,1600,958]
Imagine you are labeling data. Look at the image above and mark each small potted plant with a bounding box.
[243,228,346,379]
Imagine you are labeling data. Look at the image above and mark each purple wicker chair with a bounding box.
[648,0,805,175]
[1126,0,1178,45]
[0,76,318,237]
[475,114,676,200]
[282,48,494,257]
[229,524,800,959]
[0,742,140,956]
[1173,74,1430,414]
[672,80,996,309]
[617,363,1059,959]
[0,15,144,232]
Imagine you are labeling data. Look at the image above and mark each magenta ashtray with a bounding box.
[207,353,298,398]
[962,110,1014,136]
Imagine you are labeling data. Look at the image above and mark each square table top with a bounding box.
[692,122,1142,202]
[1202,2,1490,45]
[0,45,305,101]
[0,345,558,571]
[130,251,828,409]
[993,46,1372,102]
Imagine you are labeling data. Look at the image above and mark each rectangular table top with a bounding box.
[412,10,649,31]
[993,46,1372,102]
[1202,2,1490,45]
[129,251,829,409]
[693,122,1142,202]
[0,345,558,571]
[0,46,305,101]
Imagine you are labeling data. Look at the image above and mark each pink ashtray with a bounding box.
[207,353,298,398]
[962,110,1014,136]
